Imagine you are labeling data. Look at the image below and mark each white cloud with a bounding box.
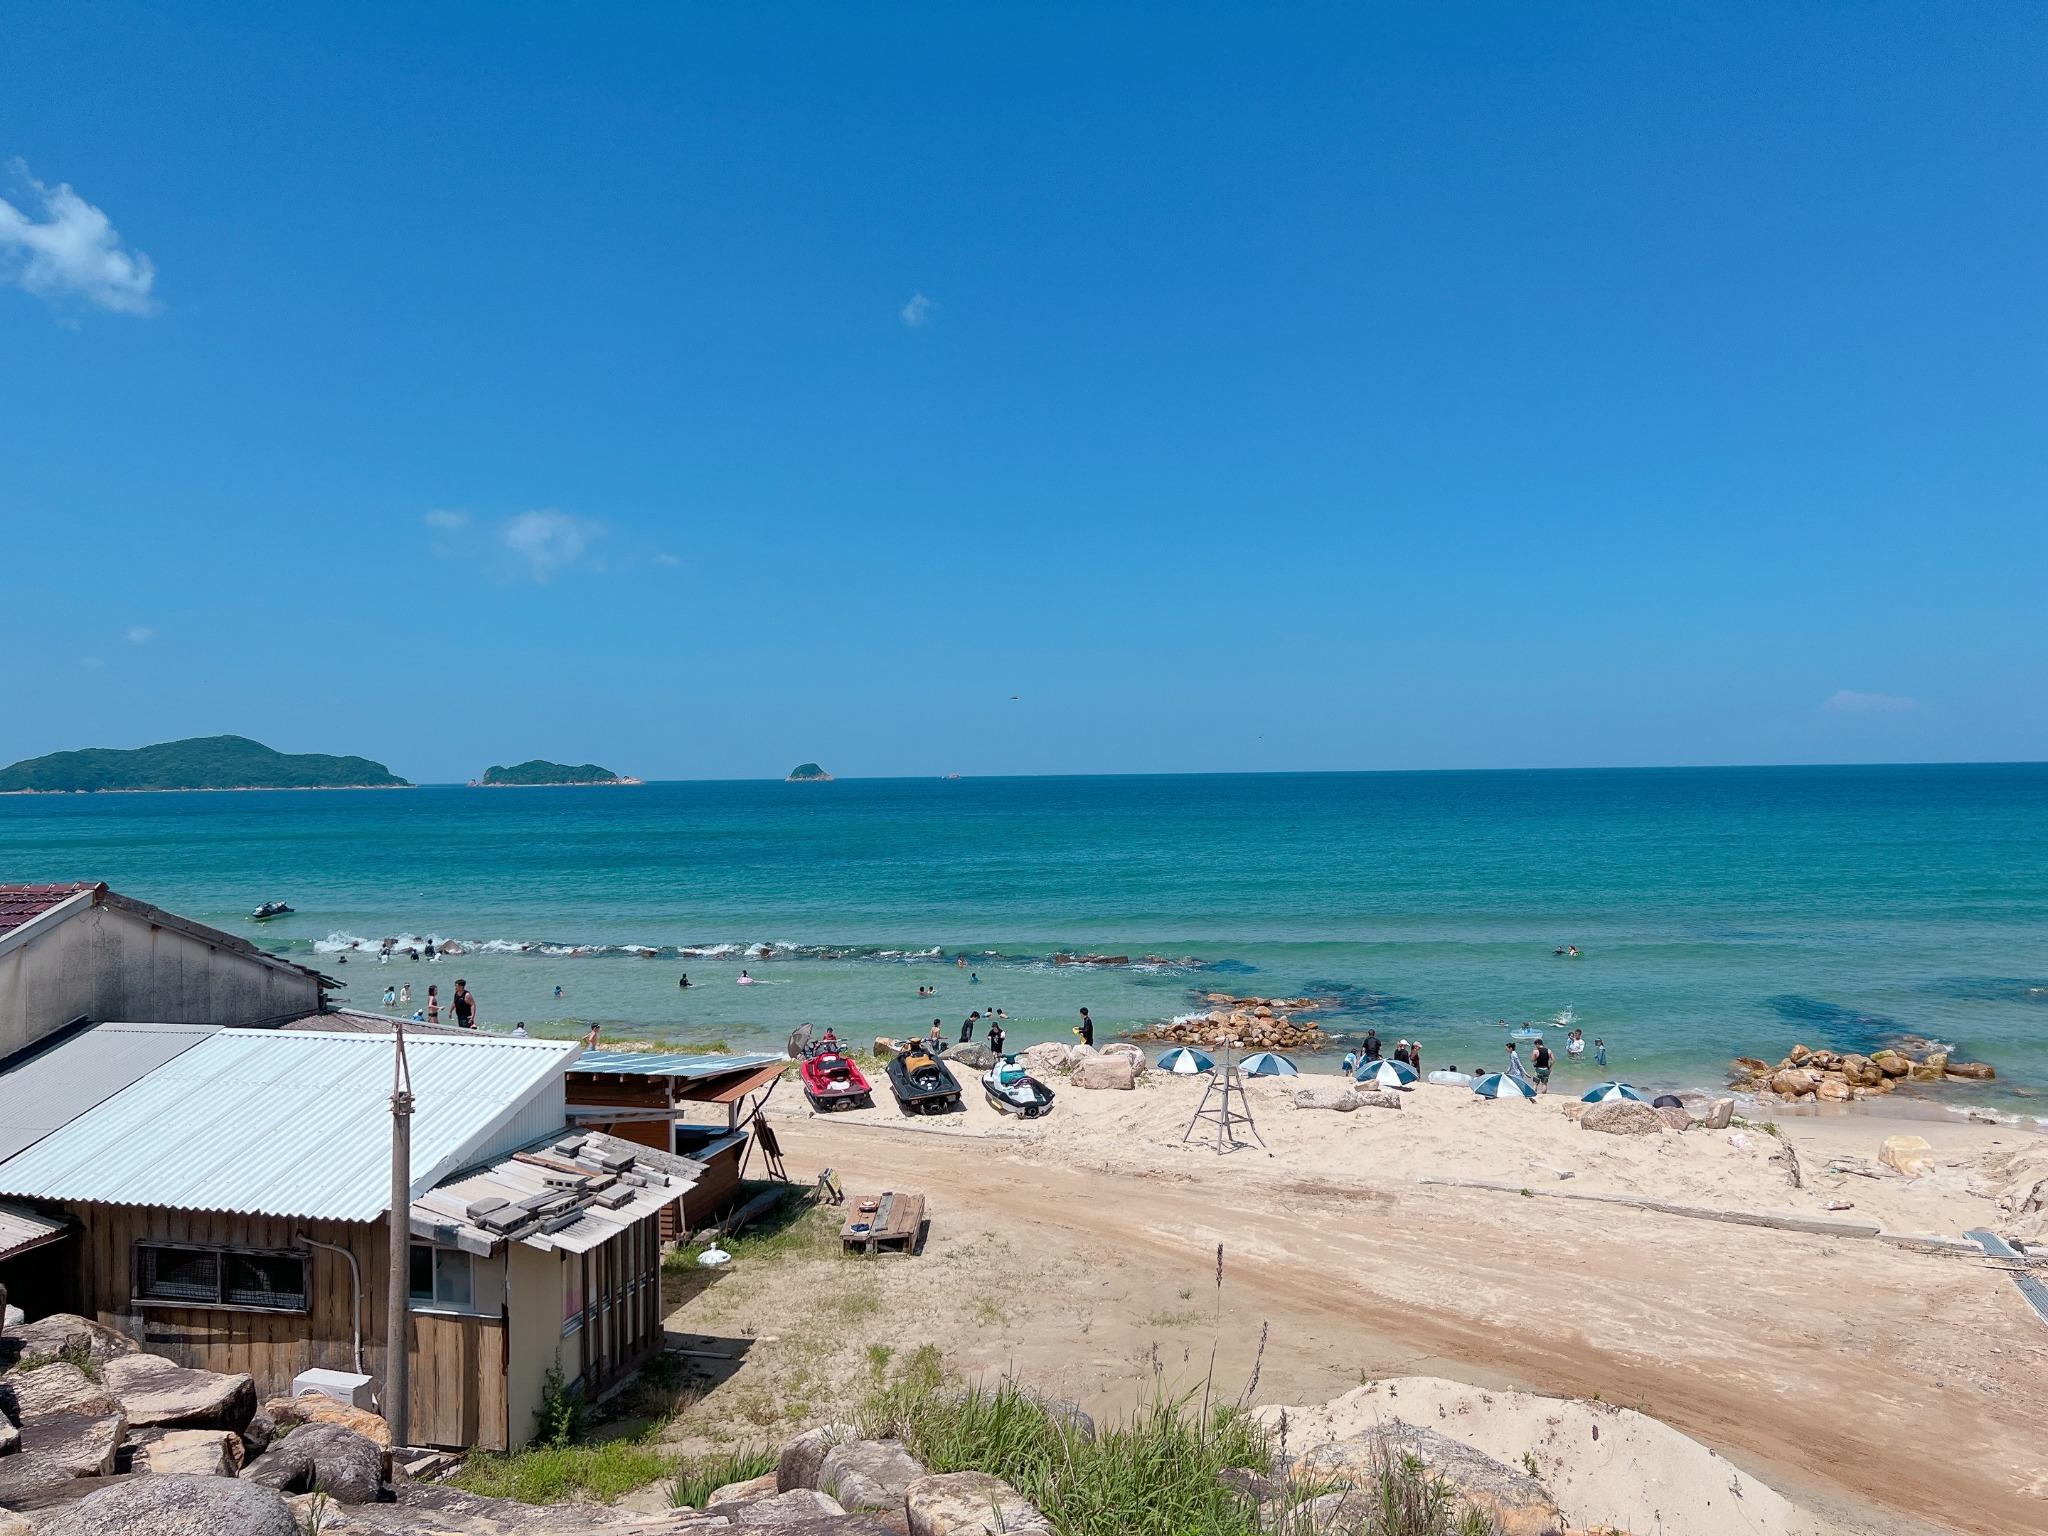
[0,160,158,315]
[1822,689,1917,714]
[900,291,935,327]
[124,626,153,644]
[654,552,682,568]
[501,508,600,581]
[423,508,470,530]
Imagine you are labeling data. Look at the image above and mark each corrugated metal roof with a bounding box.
[571,1050,782,1080]
[0,1027,578,1223]
[0,1200,69,1261]
[0,1023,218,1163]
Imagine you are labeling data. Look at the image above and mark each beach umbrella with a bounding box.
[1238,1051,1298,1077]
[1156,1047,1215,1075]
[1472,1072,1537,1100]
[1580,1081,1648,1104]
[1357,1058,1417,1088]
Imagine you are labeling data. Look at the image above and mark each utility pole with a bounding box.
[385,1018,414,1445]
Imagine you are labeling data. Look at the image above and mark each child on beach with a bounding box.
[987,1019,1005,1056]
[1074,1008,1095,1047]
[1505,1043,1532,1084]
[1595,1038,1607,1067]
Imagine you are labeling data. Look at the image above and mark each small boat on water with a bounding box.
[982,1058,1054,1118]
[249,901,293,922]
[800,1048,874,1112]
[886,1044,963,1115]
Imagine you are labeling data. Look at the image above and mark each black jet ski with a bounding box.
[885,1043,962,1115]
[250,901,293,922]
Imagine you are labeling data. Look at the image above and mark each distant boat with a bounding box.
[249,901,293,922]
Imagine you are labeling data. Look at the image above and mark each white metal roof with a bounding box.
[0,1023,218,1163]
[0,1200,69,1261]
[0,1027,579,1223]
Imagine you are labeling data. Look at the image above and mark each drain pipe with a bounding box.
[297,1233,364,1374]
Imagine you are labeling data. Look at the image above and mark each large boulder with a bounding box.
[1871,1049,1912,1078]
[1096,1042,1147,1075]
[1579,1100,1664,1137]
[1655,1105,1697,1130]
[947,1044,996,1072]
[1946,1061,1996,1080]
[0,1363,126,1502]
[0,1314,140,1374]
[242,1422,388,1505]
[1700,1097,1735,1130]
[262,1392,391,1447]
[39,1476,298,1536]
[905,1470,1052,1534]
[1070,1056,1136,1091]
[1292,1086,1361,1112]
[1814,1078,1851,1103]
[705,1469,781,1507]
[1881,1134,1938,1178]
[711,1487,847,1523]
[818,1436,926,1511]
[1291,1425,1562,1536]
[1017,1043,1072,1075]
[778,1422,856,1492]
[1352,1090,1404,1110]
[131,1426,245,1477]
[103,1352,256,1432]
[1768,1069,1816,1098]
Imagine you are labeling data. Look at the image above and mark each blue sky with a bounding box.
[3,4,2042,781]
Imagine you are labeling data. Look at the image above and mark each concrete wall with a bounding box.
[506,1241,577,1450]
[0,900,322,1059]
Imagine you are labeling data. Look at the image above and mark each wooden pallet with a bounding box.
[840,1191,924,1255]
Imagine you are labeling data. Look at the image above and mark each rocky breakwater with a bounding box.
[1731,1040,1996,1106]
[1129,993,1334,1051]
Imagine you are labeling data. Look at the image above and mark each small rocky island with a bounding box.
[786,762,833,782]
[477,759,641,787]
[0,734,409,793]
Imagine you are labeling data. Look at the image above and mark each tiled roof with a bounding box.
[0,883,97,937]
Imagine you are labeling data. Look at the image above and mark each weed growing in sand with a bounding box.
[450,1431,678,1505]
[667,1446,778,1508]
[867,1343,895,1383]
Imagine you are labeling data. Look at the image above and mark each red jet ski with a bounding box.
[800,1047,874,1111]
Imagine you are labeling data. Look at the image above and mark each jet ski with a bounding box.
[885,1044,963,1115]
[249,901,293,922]
[800,1048,874,1112]
[982,1057,1054,1118]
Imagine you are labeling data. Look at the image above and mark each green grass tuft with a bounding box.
[667,1446,779,1508]
[448,1431,679,1505]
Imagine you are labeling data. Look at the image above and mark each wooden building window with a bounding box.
[409,1244,474,1309]
[135,1242,309,1313]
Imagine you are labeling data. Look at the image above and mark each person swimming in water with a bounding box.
[738,970,756,984]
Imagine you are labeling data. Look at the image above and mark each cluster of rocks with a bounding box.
[0,1310,399,1534]
[1570,1096,1734,1137]
[1731,1041,1995,1105]
[1128,994,1333,1051]
[1016,1041,1146,1091]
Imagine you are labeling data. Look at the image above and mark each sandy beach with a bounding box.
[684,1064,2048,1535]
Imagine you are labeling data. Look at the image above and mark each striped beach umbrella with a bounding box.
[1357,1058,1418,1088]
[1472,1072,1537,1100]
[1156,1047,1215,1075]
[1580,1081,1648,1104]
[1238,1051,1298,1077]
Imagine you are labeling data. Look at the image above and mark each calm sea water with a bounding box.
[3,768,2045,1103]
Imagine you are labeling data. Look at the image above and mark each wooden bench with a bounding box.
[840,1191,924,1256]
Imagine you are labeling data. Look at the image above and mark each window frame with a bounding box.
[408,1242,477,1313]
[132,1240,310,1315]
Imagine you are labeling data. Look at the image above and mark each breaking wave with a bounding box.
[304,933,1207,970]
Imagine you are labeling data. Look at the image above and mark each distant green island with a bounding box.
[787,762,833,782]
[479,760,641,787]
[0,735,410,794]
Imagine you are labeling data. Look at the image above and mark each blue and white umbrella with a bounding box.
[1357,1058,1417,1088]
[1473,1072,1537,1100]
[1580,1081,1648,1104]
[1238,1051,1298,1077]
[1156,1047,1215,1075]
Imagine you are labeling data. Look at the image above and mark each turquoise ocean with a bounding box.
[3,766,2045,1111]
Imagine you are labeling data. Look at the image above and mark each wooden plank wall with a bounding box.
[58,1203,511,1450]
[575,1215,662,1398]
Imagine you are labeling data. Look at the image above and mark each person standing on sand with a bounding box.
[1409,1039,1423,1075]
[1075,1008,1095,1048]
[1361,1028,1382,1062]
[1531,1038,1554,1092]
[960,1011,978,1043]
[451,979,477,1030]
[927,1019,946,1052]
[987,1018,1005,1056]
